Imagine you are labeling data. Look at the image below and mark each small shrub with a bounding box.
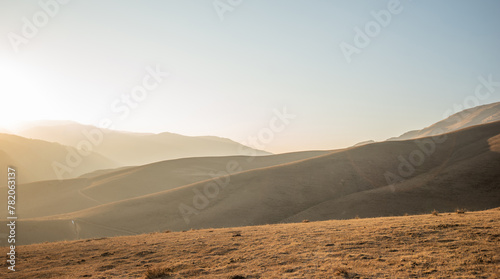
[302,219,310,223]
[431,210,439,216]
[404,213,409,216]
[354,215,360,219]
[144,267,173,279]
[334,267,349,277]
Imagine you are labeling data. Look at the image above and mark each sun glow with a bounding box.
[0,60,55,130]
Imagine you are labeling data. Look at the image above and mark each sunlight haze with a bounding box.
[1,0,500,153]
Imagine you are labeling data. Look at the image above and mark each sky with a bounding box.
[1,0,500,153]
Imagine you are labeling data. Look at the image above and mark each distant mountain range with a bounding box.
[0,133,119,184]
[0,122,270,183]
[18,122,271,166]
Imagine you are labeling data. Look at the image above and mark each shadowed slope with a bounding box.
[12,121,500,245]
[5,150,330,219]
[285,122,500,221]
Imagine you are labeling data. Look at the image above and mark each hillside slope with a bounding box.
[0,133,119,184]
[11,121,500,245]
[2,208,499,278]
[3,150,330,219]
[390,101,500,141]
[286,123,500,222]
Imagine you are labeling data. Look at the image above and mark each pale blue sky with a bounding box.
[1,0,500,152]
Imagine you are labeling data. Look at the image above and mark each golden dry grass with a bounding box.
[2,208,499,278]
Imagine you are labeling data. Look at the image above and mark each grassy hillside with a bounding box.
[2,208,499,278]
[9,121,500,245]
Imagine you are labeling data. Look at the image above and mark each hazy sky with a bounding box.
[1,0,500,153]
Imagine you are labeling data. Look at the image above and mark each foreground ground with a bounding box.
[2,208,499,278]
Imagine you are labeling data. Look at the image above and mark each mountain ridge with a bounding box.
[16,122,271,166]
[389,101,500,141]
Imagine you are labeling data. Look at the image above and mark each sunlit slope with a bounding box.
[5,208,499,278]
[391,101,500,140]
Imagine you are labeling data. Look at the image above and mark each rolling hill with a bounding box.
[3,150,329,220]
[9,120,500,245]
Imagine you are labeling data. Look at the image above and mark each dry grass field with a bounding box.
[2,208,499,278]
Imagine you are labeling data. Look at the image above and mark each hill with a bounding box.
[2,150,329,220]
[390,101,500,141]
[16,122,271,166]
[0,133,119,184]
[2,208,499,278]
[9,121,500,245]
